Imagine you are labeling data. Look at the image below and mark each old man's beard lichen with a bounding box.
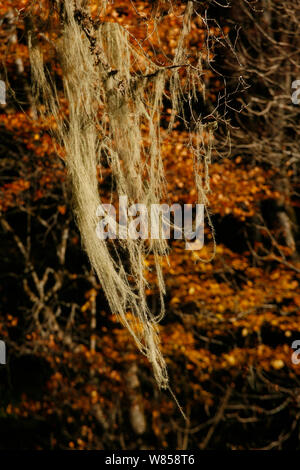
[28,0,215,391]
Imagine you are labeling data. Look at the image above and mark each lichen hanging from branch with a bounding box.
[28,0,215,389]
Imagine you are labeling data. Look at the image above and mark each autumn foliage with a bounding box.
[0,0,300,450]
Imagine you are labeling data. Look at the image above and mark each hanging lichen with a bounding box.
[28,0,216,391]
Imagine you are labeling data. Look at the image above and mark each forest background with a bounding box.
[0,0,300,450]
